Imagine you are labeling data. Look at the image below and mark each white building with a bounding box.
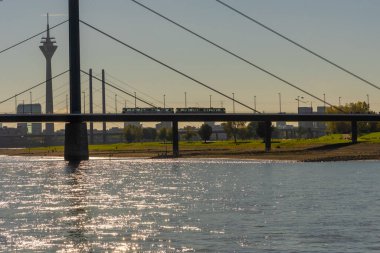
[17,104,42,135]
[298,106,313,129]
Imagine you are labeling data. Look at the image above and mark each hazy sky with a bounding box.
[1,0,380,115]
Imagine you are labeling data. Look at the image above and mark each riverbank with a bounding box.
[1,139,380,162]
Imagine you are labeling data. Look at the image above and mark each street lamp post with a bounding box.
[278,92,282,113]
[209,95,212,108]
[254,95,257,113]
[163,94,166,109]
[232,93,235,113]
[134,92,137,108]
[184,92,187,108]
[82,91,85,113]
[15,95,17,114]
[323,93,326,112]
[297,96,300,110]
[296,96,305,113]
[30,91,32,114]
[66,94,68,113]
[367,94,370,113]
[115,94,117,113]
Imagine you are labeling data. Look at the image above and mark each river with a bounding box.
[0,156,379,252]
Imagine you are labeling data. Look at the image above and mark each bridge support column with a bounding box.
[265,121,272,152]
[351,121,358,144]
[89,68,94,145]
[102,69,107,144]
[64,122,89,162]
[172,120,179,157]
[65,0,89,162]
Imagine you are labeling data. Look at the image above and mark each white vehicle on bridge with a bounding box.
[122,107,174,114]
[175,107,226,113]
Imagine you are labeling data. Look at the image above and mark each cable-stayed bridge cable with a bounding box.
[0,70,69,106]
[80,20,259,113]
[131,0,343,113]
[215,0,380,91]
[106,72,165,106]
[81,69,157,108]
[0,20,68,56]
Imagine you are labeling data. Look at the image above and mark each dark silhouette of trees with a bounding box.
[256,122,273,141]
[198,124,213,143]
[142,127,157,141]
[124,125,143,143]
[327,101,380,134]
[222,121,246,143]
[183,126,196,141]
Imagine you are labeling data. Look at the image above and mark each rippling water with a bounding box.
[0,156,380,252]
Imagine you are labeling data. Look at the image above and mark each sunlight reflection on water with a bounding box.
[0,157,380,252]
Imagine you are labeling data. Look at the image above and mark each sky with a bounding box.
[1,0,380,117]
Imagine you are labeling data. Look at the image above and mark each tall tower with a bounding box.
[40,13,57,135]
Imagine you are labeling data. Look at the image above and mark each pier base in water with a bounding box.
[265,121,272,152]
[64,122,89,162]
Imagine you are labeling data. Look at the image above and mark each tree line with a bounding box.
[327,101,380,134]
[124,122,270,143]
[123,101,379,143]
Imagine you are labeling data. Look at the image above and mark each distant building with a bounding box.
[314,106,327,137]
[273,124,297,139]
[155,122,172,130]
[276,121,287,128]
[315,106,327,129]
[297,106,327,138]
[204,122,227,140]
[298,106,313,129]
[17,104,42,135]
[124,122,142,128]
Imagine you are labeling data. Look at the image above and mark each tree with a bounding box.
[237,127,249,140]
[222,122,234,140]
[124,127,134,143]
[222,122,245,143]
[256,122,274,141]
[166,128,173,142]
[183,126,196,141]
[124,125,143,143]
[327,101,379,134]
[134,126,143,142]
[247,122,258,139]
[198,124,213,143]
[142,127,157,141]
[158,128,167,142]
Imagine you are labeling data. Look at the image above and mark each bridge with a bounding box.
[1,1,379,162]
[1,112,376,157]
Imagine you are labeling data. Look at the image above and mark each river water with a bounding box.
[0,156,380,252]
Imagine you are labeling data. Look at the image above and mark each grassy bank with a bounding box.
[3,133,380,161]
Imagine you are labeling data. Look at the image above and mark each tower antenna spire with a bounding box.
[46,13,50,39]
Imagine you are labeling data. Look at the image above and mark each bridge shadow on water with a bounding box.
[65,161,81,172]
[63,161,91,251]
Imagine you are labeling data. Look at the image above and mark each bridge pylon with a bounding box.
[64,0,89,162]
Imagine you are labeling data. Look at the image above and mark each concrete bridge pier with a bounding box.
[172,120,179,157]
[64,0,89,162]
[351,121,358,144]
[64,122,89,161]
[265,121,272,152]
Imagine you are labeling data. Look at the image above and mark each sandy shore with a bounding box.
[1,142,380,162]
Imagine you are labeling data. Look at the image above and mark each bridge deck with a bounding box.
[0,113,379,122]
